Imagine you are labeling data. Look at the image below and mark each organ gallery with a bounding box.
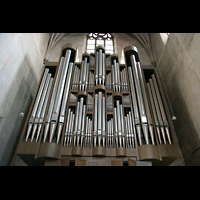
[16,42,179,166]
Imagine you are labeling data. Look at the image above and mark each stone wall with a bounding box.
[0,33,49,165]
[151,33,200,165]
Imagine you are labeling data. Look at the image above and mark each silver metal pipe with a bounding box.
[102,53,105,86]
[95,52,99,85]
[57,62,73,144]
[85,63,89,91]
[99,49,102,85]
[106,73,108,89]
[147,83,159,126]
[113,60,118,92]
[82,57,87,91]
[72,66,76,90]
[120,104,125,147]
[93,94,98,147]
[127,67,143,145]
[78,99,84,134]
[89,71,91,90]
[127,67,140,122]
[81,105,86,147]
[65,111,72,147]
[108,73,110,90]
[76,67,80,90]
[110,119,112,148]
[114,108,118,148]
[76,98,84,146]
[35,73,52,120]
[25,68,49,142]
[30,68,49,120]
[68,113,74,147]
[149,79,163,125]
[125,116,129,148]
[137,62,151,121]
[83,58,88,83]
[130,55,147,123]
[85,116,89,147]
[102,97,106,147]
[129,111,135,148]
[165,127,171,145]
[117,63,121,92]
[107,73,111,90]
[151,75,171,144]
[124,69,128,91]
[108,120,111,147]
[98,92,102,147]
[111,118,114,148]
[116,101,122,147]
[130,55,149,145]
[121,68,126,91]
[90,71,93,90]
[125,114,131,148]
[49,50,71,143]
[88,117,91,147]
[75,66,78,90]
[73,102,80,146]
[89,119,92,147]
[149,79,166,144]
[52,50,71,118]
[137,62,155,145]
[126,113,131,148]
[79,60,84,91]
[147,83,162,144]
[120,70,124,91]
[112,64,115,92]
[43,58,64,143]
[92,72,94,90]
[36,77,53,142]
[128,113,133,148]
[63,108,71,147]
[152,74,168,124]
[31,73,52,142]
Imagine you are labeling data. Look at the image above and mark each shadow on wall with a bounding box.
[162,66,200,166]
[0,55,40,165]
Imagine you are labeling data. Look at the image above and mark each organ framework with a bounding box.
[16,43,179,166]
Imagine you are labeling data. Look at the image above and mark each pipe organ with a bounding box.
[16,44,179,166]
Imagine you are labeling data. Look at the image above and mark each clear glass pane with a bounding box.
[96,39,104,46]
[105,40,113,45]
[87,39,95,45]
[87,44,95,49]
[105,45,113,50]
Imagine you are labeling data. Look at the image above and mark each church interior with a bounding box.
[0,33,199,166]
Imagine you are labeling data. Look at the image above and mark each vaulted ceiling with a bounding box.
[44,33,156,66]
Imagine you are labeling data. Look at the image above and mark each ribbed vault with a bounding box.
[44,33,156,67]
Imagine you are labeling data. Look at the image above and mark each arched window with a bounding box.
[86,33,114,54]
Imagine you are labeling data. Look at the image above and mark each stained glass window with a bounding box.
[86,33,114,54]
